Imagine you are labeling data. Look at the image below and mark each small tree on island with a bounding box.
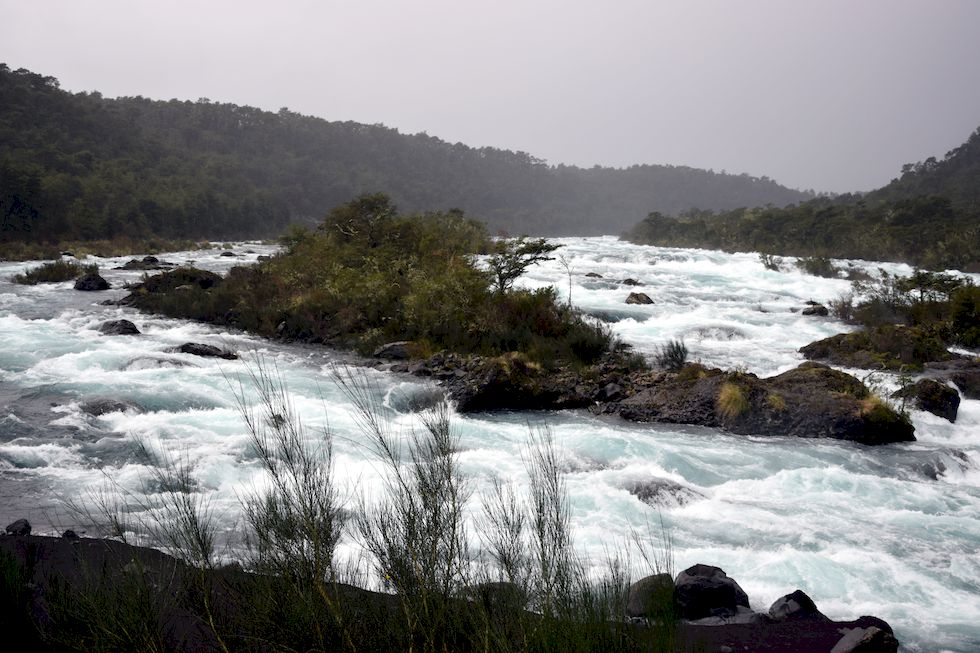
[487,236,562,295]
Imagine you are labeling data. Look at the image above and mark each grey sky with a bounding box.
[3,0,979,193]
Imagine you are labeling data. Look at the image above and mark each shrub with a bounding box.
[951,285,980,348]
[717,382,749,420]
[796,256,838,278]
[759,252,782,271]
[11,260,97,284]
[656,339,688,371]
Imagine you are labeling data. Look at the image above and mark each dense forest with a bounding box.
[625,126,980,271]
[0,64,810,242]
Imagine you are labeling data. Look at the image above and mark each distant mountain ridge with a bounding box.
[0,64,810,241]
[625,125,980,271]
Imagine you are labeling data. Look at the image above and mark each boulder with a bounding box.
[137,268,222,293]
[674,564,750,620]
[625,478,703,507]
[830,626,899,653]
[117,256,175,271]
[168,343,238,360]
[74,273,110,291]
[99,319,141,336]
[626,573,674,618]
[373,341,414,360]
[768,589,829,622]
[79,398,144,416]
[802,304,829,316]
[622,278,643,286]
[584,272,603,278]
[626,292,654,305]
[5,518,31,536]
[220,251,237,257]
[62,529,80,540]
[892,379,959,422]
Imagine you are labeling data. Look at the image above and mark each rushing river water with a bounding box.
[1,237,978,652]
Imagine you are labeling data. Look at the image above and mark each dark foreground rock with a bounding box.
[98,319,141,335]
[0,537,900,653]
[892,379,960,422]
[73,272,110,291]
[626,291,654,304]
[5,518,31,536]
[167,343,238,360]
[674,564,751,620]
[79,397,144,416]
[926,358,980,400]
[769,589,829,622]
[116,256,176,271]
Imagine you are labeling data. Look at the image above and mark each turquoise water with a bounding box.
[1,239,977,652]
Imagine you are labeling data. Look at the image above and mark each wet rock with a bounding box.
[626,573,673,618]
[99,319,141,335]
[220,251,237,257]
[831,625,899,653]
[5,519,31,536]
[584,272,603,278]
[117,256,175,270]
[892,379,959,422]
[802,304,829,316]
[60,251,74,257]
[769,589,829,622]
[626,292,654,305]
[622,278,643,286]
[257,255,271,262]
[79,398,144,416]
[674,564,750,620]
[373,341,413,360]
[74,273,110,291]
[625,478,703,507]
[136,268,222,293]
[168,343,238,360]
[599,382,623,401]
[686,326,747,341]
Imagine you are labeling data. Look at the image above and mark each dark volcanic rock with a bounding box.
[5,518,31,536]
[769,589,829,622]
[99,319,141,335]
[626,292,654,305]
[674,564,750,620]
[626,573,674,618]
[74,273,110,291]
[79,397,144,416]
[802,304,829,316]
[168,343,238,360]
[831,625,899,653]
[611,362,914,445]
[373,341,413,360]
[892,379,960,422]
[799,325,952,370]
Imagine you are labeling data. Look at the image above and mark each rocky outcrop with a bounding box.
[799,325,952,371]
[99,319,141,335]
[802,304,829,316]
[626,292,654,304]
[135,267,222,293]
[892,379,960,422]
[674,564,750,620]
[622,278,643,286]
[5,518,31,536]
[373,341,413,360]
[924,359,980,400]
[626,573,673,618]
[831,624,899,653]
[116,256,176,271]
[768,589,828,622]
[79,398,144,416]
[167,343,238,360]
[74,272,110,291]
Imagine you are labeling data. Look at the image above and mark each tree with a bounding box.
[486,236,561,295]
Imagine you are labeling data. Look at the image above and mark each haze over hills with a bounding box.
[625,125,980,271]
[0,64,811,242]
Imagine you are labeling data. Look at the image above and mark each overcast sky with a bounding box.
[3,0,979,193]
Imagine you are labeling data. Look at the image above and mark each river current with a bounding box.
[1,237,977,652]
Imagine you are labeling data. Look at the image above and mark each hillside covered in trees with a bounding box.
[625,126,980,271]
[0,64,810,243]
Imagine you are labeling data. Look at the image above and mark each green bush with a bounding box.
[11,260,97,284]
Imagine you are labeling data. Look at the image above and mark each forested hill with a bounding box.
[625,125,980,271]
[0,64,810,242]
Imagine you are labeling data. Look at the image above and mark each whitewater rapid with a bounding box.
[1,237,978,652]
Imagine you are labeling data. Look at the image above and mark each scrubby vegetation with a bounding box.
[126,194,624,367]
[655,339,688,372]
[13,368,676,653]
[11,260,97,284]
[625,125,980,271]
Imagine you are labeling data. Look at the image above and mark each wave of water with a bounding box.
[1,239,978,652]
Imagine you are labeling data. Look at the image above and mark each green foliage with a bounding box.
[758,252,782,271]
[1,65,809,243]
[487,237,562,295]
[655,339,688,371]
[11,259,97,284]
[951,285,980,347]
[796,256,838,278]
[131,195,614,366]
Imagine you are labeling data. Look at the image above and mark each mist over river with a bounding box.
[1,237,978,652]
